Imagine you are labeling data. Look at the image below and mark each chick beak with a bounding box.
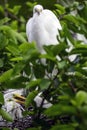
[13,93,26,105]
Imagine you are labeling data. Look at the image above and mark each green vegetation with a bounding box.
[0,0,87,129]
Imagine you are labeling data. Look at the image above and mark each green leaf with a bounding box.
[64,14,80,26]
[0,59,3,67]
[0,17,10,25]
[75,91,87,106]
[26,79,41,89]
[51,124,75,130]
[0,32,8,50]
[0,5,4,14]
[25,90,38,108]
[27,127,41,130]
[0,92,4,105]
[6,44,20,56]
[80,105,87,114]
[13,128,19,130]
[6,76,27,89]
[55,4,65,14]
[13,30,26,43]
[23,63,31,76]
[10,20,18,30]
[7,5,21,15]
[57,60,67,69]
[44,104,76,117]
[13,5,21,15]
[70,44,87,56]
[19,42,36,53]
[50,43,67,56]
[10,57,23,61]
[78,3,87,21]
[0,69,13,82]
[2,128,11,130]
[19,43,39,61]
[0,108,13,122]
[40,54,56,61]
[33,63,45,78]
[12,62,25,76]
[40,78,51,90]
[0,25,26,43]
[26,2,37,10]
[62,23,75,45]
[43,43,67,56]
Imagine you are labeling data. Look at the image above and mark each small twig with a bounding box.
[68,81,77,94]
[4,0,8,18]
[4,0,25,24]
[4,9,25,24]
[7,10,25,24]
[37,97,45,119]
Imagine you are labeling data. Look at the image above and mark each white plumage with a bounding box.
[0,89,24,120]
[26,4,62,53]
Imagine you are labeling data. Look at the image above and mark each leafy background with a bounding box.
[0,0,87,130]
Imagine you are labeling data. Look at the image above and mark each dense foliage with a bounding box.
[0,0,87,130]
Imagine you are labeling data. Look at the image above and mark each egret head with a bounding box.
[33,5,43,15]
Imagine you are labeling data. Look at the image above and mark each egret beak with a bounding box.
[35,8,42,15]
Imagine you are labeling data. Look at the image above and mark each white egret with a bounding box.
[26,4,62,53]
[26,5,62,107]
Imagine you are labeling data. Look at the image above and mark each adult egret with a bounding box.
[26,4,62,53]
[25,5,62,107]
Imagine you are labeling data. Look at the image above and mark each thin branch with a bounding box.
[4,9,25,24]
[68,81,77,94]
[7,10,25,24]
[4,0,8,18]
[37,71,59,118]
